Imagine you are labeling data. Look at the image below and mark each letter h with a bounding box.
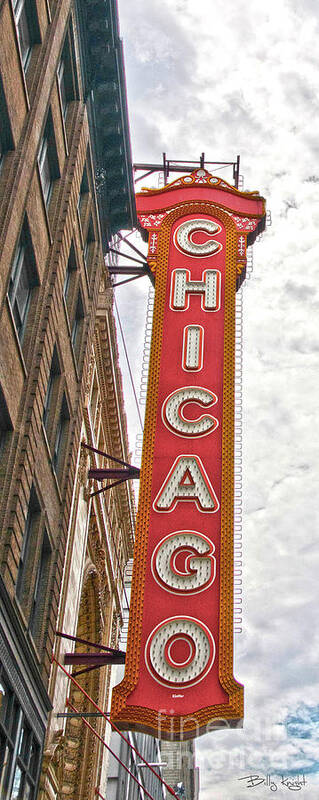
[170,268,221,311]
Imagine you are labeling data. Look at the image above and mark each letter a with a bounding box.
[153,455,219,513]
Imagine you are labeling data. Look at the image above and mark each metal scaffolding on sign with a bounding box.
[133,152,241,187]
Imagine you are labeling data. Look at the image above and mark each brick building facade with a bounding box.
[0,0,136,797]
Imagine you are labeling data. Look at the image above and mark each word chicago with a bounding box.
[111,169,266,739]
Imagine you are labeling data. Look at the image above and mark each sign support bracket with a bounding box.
[80,442,140,497]
[56,631,126,673]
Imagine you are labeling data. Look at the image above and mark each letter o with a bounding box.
[145,617,215,687]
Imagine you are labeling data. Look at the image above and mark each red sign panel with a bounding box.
[111,170,266,740]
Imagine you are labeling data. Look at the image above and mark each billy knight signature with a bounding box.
[238,774,307,791]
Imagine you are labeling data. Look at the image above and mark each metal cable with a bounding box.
[114,297,144,434]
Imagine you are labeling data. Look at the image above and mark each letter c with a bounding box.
[162,386,218,438]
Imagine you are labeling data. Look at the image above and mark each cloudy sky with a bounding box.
[114,0,319,797]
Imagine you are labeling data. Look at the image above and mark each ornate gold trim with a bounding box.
[139,168,264,203]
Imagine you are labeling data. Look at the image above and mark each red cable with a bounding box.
[54,658,179,799]
[67,700,158,800]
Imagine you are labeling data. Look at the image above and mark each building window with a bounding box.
[71,291,84,354]
[83,216,95,272]
[13,0,40,72]
[63,241,77,307]
[29,530,51,642]
[43,346,60,430]
[57,25,77,120]
[53,394,69,473]
[79,166,89,207]
[0,78,14,171]
[8,219,38,342]
[38,111,60,207]
[78,164,90,234]
[0,385,13,451]
[16,487,40,604]
[90,373,100,428]
[0,667,40,799]
[57,57,67,119]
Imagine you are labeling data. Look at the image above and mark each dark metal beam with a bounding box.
[64,652,125,666]
[88,467,140,481]
[109,264,148,270]
[57,712,106,718]
[108,266,148,275]
[133,160,236,173]
[234,154,240,189]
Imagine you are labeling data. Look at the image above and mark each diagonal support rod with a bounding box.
[134,169,155,184]
[66,700,159,800]
[90,476,131,499]
[72,663,110,678]
[107,247,146,266]
[112,274,147,288]
[54,659,180,799]
[81,442,136,471]
[56,630,124,656]
[116,231,148,261]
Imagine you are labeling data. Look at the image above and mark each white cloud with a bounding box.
[115,0,319,796]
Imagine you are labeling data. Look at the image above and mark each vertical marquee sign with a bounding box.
[111,169,266,740]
